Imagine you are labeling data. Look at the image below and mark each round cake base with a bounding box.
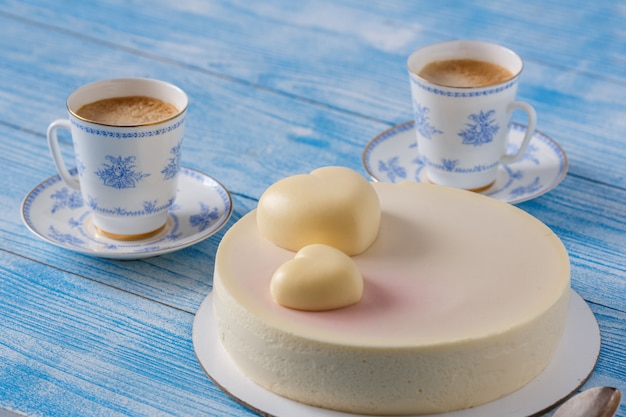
[193,289,599,417]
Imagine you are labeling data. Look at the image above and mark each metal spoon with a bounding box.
[553,386,621,417]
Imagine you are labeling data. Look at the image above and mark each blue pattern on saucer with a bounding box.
[21,167,232,259]
[363,121,567,204]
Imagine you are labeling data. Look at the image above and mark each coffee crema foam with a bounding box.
[418,59,513,88]
[76,96,178,125]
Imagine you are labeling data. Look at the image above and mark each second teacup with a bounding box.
[407,40,536,191]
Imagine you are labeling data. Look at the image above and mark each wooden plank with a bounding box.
[0,251,255,416]
[518,176,626,311]
[0,1,623,416]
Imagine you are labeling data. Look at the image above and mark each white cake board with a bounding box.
[192,289,600,417]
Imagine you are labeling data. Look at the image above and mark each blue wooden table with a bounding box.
[1,1,625,416]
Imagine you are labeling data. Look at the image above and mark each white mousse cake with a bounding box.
[212,167,570,415]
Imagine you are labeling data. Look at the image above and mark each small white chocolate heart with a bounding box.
[270,244,364,311]
[257,166,380,256]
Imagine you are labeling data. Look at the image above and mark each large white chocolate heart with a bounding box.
[270,244,363,311]
[257,166,380,256]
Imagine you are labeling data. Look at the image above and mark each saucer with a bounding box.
[192,289,599,417]
[21,167,232,259]
[363,121,568,204]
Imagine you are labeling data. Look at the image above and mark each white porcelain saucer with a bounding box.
[193,289,600,417]
[363,121,568,204]
[21,167,232,259]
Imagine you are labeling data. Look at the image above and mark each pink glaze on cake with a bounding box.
[217,183,567,345]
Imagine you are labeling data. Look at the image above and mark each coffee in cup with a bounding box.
[75,96,178,126]
[417,59,513,88]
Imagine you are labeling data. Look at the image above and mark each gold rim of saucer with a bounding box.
[94,224,166,241]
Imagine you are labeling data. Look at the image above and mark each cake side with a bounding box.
[214,276,568,414]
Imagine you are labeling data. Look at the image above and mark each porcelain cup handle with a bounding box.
[47,119,80,190]
[500,102,537,165]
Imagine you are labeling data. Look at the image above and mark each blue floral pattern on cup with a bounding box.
[95,155,150,189]
[70,117,184,138]
[161,141,182,180]
[412,101,442,139]
[86,196,175,217]
[458,110,499,147]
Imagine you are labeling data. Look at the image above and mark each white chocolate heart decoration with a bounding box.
[270,244,364,311]
[257,166,380,256]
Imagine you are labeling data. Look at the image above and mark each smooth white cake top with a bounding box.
[216,182,570,346]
